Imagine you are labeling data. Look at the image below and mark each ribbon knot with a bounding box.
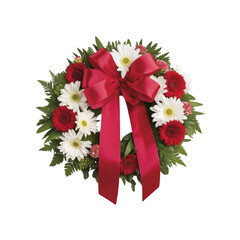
[82,48,161,204]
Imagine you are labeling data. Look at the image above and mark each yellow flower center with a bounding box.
[121,57,131,66]
[71,93,81,102]
[71,139,82,149]
[164,107,174,117]
[81,120,87,127]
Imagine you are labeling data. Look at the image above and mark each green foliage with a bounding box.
[121,133,136,157]
[146,41,162,58]
[77,48,93,69]
[38,80,54,96]
[50,154,64,166]
[94,36,104,50]
[36,120,53,133]
[105,41,119,52]
[64,158,97,177]
[44,129,62,143]
[83,132,100,145]
[52,71,67,96]
[181,93,203,137]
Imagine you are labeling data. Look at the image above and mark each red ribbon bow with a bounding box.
[82,48,161,204]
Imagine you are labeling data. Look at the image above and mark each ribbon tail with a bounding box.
[127,102,160,201]
[98,95,120,204]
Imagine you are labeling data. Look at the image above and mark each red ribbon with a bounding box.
[82,48,161,204]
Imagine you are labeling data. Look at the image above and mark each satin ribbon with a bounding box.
[82,48,161,204]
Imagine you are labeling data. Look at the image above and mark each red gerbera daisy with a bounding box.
[164,71,186,98]
[52,106,76,132]
[65,63,86,83]
[159,120,186,146]
[120,154,138,175]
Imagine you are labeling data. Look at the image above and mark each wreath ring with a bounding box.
[37,37,202,203]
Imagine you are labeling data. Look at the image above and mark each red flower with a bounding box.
[164,71,186,98]
[52,106,76,132]
[136,45,147,54]
[65,63,86,83]
[182,101,192,116]
[156,59,169,72]
[120,154,138,175]
[159,120,186,146]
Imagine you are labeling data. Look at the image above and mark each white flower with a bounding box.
[175,65,191,93]
[150,75,167,102]
[150,95,186,127]
[111,44,141,78]
[58,81,88,112]
[58,129,91,161]
[75,110,98,136]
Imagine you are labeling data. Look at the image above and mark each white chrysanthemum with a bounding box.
[175,65,191,93]
[75,110,98,136]
[150,75,167,102]
[58,129,91,161]
[111,44,141,78]
[150,95,186,127]
[58,81,88,112]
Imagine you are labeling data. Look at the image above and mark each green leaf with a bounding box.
[82,169,89,179]
[190,101,203,107]
[39,145,52,152]
[95,37,104,49]
[45,129,62,143]
[172,156,186,167]
[92,169,98,182]
[136,174,141,183]
[131,179,136,192]
[64,162,76,176]
[36,120,53,133]
[38,80,54,96]
[42,128,55,139]
[175,144,187,156]
[124,137,134,158]
[192,111,204,115]
[37,116,50,126]
[50,154,64,166]
[182,138,191,142]
[181,93,195,101]
[36,105,55,116]
[120,174,126,185]
[122,132,132,141]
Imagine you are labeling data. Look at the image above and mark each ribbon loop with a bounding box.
[83,48,161,204]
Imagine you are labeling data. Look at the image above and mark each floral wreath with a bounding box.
[37,37,203,204]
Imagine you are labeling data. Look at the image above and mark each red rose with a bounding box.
[120,154,138,175]
[65,63,86,83]
[164,71,186,98]
[52,106,76,132]
[159,120,186,146]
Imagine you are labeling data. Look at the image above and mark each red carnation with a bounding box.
[65,63,86,83]
[136,45,147,54]
[164,71,186,98]
[120,154,138,175]
[52,106,76,132]
[159,120,186,146]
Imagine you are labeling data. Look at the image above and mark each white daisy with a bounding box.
[175,65,191,93]
[58,129,91,161]
[75,110,98,136]
[150,95,186,127]
[111,44,141,78]
[58,81,88,112]
[150,75,167,102]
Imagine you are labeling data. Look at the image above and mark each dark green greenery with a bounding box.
[37,37,203,192]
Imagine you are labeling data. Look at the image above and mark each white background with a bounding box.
[1,0,239,239]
